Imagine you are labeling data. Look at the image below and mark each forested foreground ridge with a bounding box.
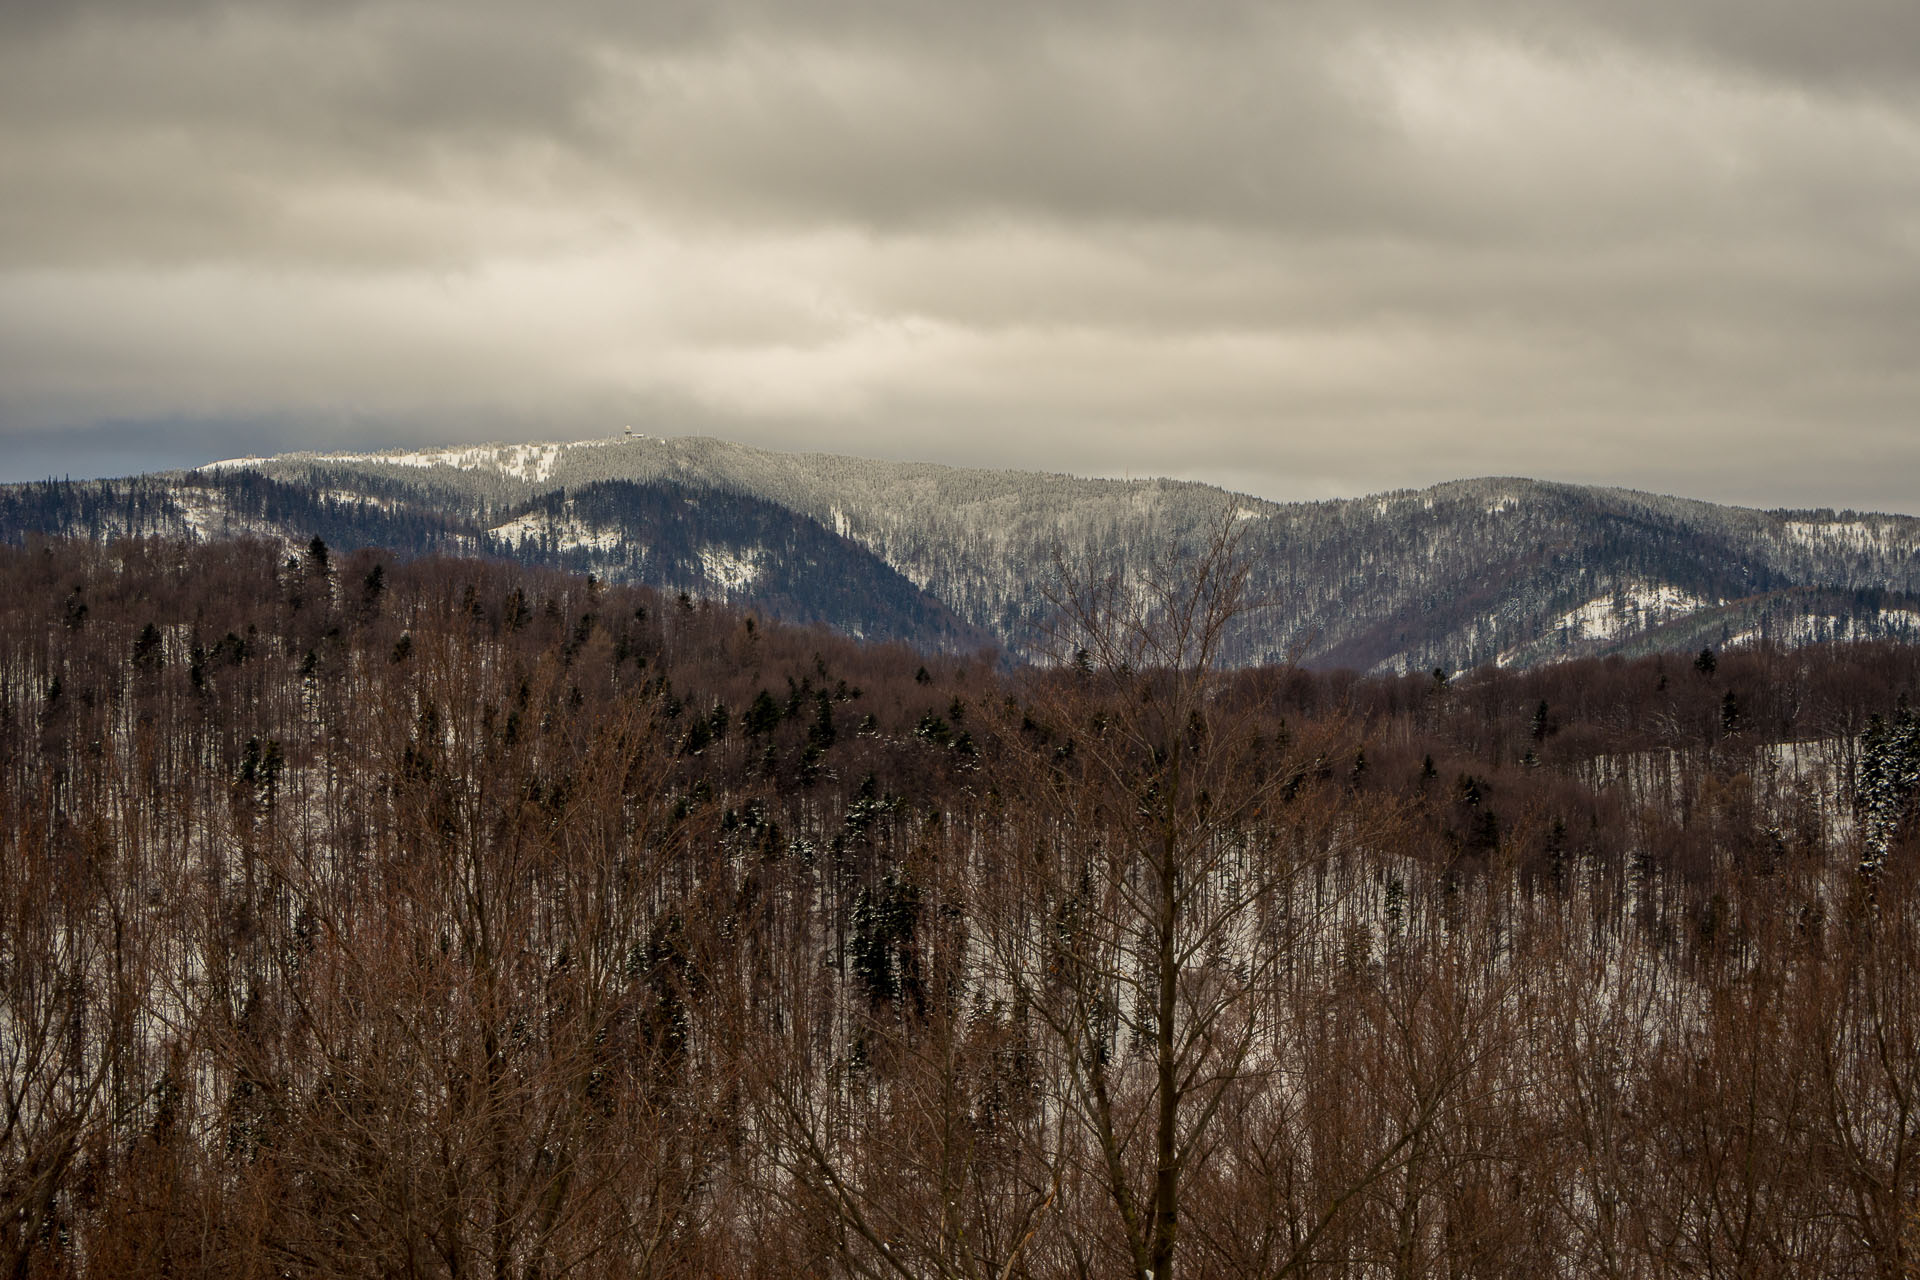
[4,532,1920,1278]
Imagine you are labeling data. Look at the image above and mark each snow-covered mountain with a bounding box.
[7,434,1920,671]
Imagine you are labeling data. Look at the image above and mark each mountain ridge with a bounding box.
[6,434,1918,671]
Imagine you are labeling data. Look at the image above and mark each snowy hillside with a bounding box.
[8,435,1920,669]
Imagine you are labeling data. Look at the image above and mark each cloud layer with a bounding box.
[3,0,1917,509]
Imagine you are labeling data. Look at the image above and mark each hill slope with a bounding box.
[5,434,1919,669]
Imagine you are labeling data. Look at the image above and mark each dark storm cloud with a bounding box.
[2,0,1917,511]
[1466,0,1920,90]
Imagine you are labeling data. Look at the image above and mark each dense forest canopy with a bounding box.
[3,534,1919,1277]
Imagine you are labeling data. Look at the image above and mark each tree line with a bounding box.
[2,531,1917,1278]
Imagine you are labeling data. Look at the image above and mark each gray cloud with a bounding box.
[2,0,1917,512]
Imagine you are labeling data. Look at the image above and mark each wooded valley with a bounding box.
[3,532,1918,1278]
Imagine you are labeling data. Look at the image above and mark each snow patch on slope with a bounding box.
[1489,582,1714,669]
[699,546,762,591]
[211,438,622,485]
[1727,609,1920,649]
[1552,583,1709,643]
[1780,519,1910,556]
[488,512,625,554]
[347,443,565,483]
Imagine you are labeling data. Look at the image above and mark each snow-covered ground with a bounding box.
[1780,518,1915,557]
[210,438,625,485]
[1726,608,1920,650]
[699,546,762,591]
[1551,583,1711,644]
[487,511,627,554]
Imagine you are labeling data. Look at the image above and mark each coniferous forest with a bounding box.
[4,531,1919,1278]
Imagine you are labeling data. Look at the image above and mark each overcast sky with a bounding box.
[2,1,1917,510]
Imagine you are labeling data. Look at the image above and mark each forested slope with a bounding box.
[0,469,989,651]
[4,536,1919,1277]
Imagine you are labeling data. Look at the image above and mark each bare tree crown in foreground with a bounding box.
[998,516,1409,1280]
